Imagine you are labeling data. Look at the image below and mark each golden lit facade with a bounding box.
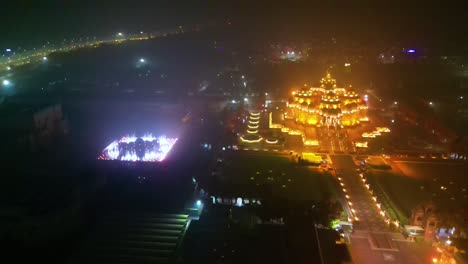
[287,72,367,126]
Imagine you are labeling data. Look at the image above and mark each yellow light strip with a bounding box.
[240,136,263,143]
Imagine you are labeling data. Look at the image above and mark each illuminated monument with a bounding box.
[286,72,368,126]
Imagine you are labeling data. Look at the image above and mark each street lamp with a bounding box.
[429,101,433,105]
[6,66,11,71]
[2,80,11,87]
[394,101,398,105]
[42,56,47,61]
[196,200,202,207]
[140,58,145,63]
[117,32,123,37]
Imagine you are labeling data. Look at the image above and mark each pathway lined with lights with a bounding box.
[337,159,441,264]
[330,155,422,263]
[334,156,390,232]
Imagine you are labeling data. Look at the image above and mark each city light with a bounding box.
[304,139,319,146]
[344,63,351,67]
[42,56,47,61]
[376,127,391,133]
[429,101,433,105]
[244,97,248,102]
[240,135,263,143]
[355,141,368,148]
[2,79,10,86]
[117,32,123,36]
[265,139,278,144]
[5,48,11,52]
[196,200,202,207]
[406,49,416,53]
[394,101,398,105]
[6,66,11,71]
[140,58,145,63]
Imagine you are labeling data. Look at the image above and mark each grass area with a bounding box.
[219,151,335,202]
[393,161,468,210]
[367,170,432,224]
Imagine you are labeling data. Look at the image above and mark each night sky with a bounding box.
[1,1,467,50]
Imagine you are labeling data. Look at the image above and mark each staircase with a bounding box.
[69,212,190,264]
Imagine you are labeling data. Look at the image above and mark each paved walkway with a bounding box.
[331,155,433,264]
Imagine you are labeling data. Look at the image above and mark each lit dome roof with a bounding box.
[321,92,340,104]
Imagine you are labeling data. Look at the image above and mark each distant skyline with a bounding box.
[1,1,467,50]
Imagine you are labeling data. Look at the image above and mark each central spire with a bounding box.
[320,71,336,89]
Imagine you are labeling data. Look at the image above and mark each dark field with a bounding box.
[212,151,336,202]
[367,160,468,224]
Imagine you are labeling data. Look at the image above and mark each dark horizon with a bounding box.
[2,2,468,50]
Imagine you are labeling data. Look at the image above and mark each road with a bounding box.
[331,155,433,264]
[317,126,355,154]
[332,155,389,232]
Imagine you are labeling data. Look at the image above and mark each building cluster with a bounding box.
[286,72,368,126]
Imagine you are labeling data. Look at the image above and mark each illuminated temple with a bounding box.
[286,72,368,126]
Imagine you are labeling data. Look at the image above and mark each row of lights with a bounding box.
[337,176,358,221]
[358,172,399,228]
[1,27,185,70]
